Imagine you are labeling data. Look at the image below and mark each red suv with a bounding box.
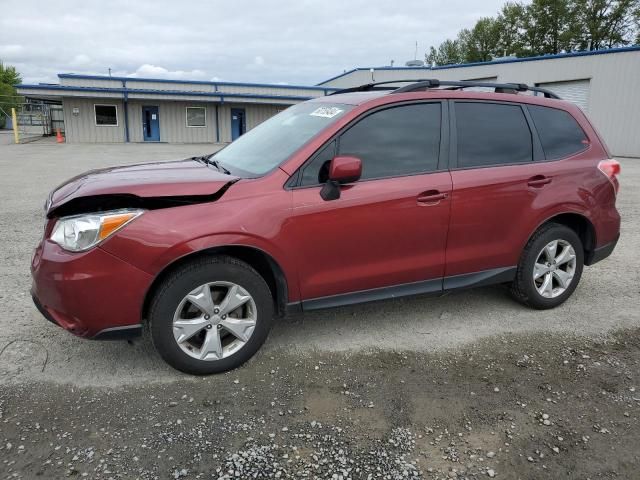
[31,80,621,374]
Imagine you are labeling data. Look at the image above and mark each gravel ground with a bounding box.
[1,333,639,479]
[0,142,639,479]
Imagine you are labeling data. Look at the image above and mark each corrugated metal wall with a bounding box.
[218,103,284,142]
[25,75,332,144]
[62,98,125,143]
[321,50,640,157]
[127,101,218,143]
[60,77,122,88]
[61,98,286,144]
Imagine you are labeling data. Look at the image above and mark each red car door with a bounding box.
[284,102,453,306]
[445,100,552,281]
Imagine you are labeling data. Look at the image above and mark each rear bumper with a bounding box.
[31,240,152,339]
[585,233,619,266]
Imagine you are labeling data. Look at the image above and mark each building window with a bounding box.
[94,105,118,126]
[186,107,206,127]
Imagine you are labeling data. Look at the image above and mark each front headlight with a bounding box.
[50,209,144,252]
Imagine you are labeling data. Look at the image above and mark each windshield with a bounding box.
[211,102,353,176]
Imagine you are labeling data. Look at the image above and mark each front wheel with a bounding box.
[510,223,584,309]
[149,256,274,374]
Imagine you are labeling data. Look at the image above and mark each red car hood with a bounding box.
[48,159,239,213]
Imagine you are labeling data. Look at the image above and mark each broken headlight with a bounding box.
[50,209,144,252]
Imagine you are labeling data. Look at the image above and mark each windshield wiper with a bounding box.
[208,159,231,175]
[193,155,231,175]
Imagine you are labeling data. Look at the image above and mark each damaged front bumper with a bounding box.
[31,239,152,339]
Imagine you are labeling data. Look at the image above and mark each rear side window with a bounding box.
[338,103,441,180]
[455,102,532,168]
[528,105,588,160]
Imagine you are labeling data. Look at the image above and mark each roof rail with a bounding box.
[329,78,561,99]
[328,80,419,95]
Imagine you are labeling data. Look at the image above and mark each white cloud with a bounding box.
[0,0,506,85]
[69,54,92,67]
[128,64,208,80]
[0,44,24,58]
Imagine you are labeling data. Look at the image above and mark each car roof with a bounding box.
[307,91,389,105]
[310,88,575,110]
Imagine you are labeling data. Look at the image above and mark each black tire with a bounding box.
[149,255,274,375]
[510,223,584,309]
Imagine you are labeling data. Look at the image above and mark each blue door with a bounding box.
[231,108,246,141]
[142,106,160,141]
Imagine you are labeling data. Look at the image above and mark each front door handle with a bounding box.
[527,175,552,188]
[417,190,448,205]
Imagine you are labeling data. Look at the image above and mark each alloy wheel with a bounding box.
[172,282,257,361]
[532,239,577,299]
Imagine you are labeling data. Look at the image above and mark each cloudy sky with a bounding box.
[1,0,504,86]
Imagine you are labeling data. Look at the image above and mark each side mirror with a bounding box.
[329,156,362,184]
[320,156,362,201]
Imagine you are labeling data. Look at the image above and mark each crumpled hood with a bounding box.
[47,158,239,216]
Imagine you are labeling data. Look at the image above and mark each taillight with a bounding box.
[598,159,621,195]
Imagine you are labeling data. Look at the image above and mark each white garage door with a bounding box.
[536,79,591,111]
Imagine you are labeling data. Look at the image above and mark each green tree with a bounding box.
[463,18,502,62]
[0,61,21,86]
[0,61,22,129]
[426,39,463,65]
[496,2,528,56]
[573,0,638,50]
[425,0,639,67]
[525,0,577,54]
[635,3,640,42]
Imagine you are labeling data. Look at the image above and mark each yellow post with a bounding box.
[11,108,19,144]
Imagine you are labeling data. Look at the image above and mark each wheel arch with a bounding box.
[141,245,290,323]
[529,212,596,261]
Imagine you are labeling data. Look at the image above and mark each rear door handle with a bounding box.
[417,190,448,205]
[527,176,552,188]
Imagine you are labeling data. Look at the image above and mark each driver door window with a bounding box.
[299,103,441,186]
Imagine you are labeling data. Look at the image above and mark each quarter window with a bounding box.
[300,141,336,186]
[455,102,532,168]
[337,103,441,180]
[528,105,588,160]
[94,105,118,126]
[186,107,206,127]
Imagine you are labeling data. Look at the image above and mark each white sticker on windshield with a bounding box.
[310,107,343,118]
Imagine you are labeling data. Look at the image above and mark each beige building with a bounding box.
[319,46,640,157]
[17,46,640,156]
[17,74,336,144]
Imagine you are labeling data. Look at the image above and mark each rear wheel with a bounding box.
[510,223,584,309]
[149,256,274,374]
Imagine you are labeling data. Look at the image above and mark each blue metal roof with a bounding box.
[58,73,338,92]
[318,45,640,85]
[16,84,316,102]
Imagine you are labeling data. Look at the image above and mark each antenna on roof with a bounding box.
[405,41,424,67]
